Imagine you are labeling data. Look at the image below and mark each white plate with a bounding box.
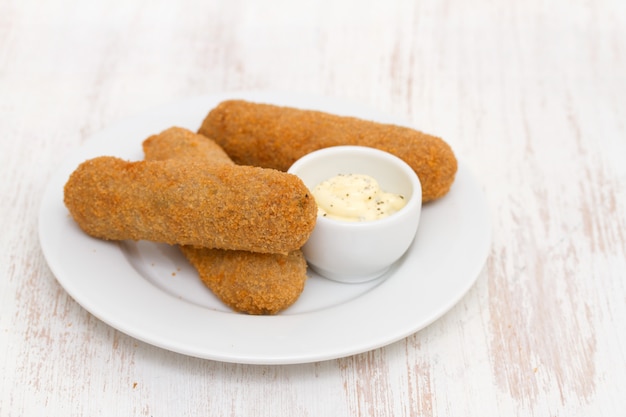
[38,91,491,365]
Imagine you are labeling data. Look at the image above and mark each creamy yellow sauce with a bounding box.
[312,174,407,222]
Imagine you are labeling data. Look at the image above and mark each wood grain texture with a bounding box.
[1,0,625,416]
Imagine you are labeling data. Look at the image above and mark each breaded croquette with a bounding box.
[198,100,457,202]
[142,127,309,315]
[143,126,234,165]
[180,246,307,315]
[63,156,317,254]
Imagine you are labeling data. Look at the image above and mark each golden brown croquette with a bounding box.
[198,100,458,202]
[63,156,317,254]
[143,126,234,165]
[180,246,307,315]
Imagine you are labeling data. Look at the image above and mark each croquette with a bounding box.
[143,126,234,165]
[198,100,458,202]
[180,247,307,315]
[63,156,317,254]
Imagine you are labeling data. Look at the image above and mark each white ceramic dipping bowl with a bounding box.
[288,146,422,283]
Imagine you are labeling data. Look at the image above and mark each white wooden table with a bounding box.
[2,0,625,415]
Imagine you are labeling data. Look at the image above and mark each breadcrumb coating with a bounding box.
[63,156,317,254]
[198,100,458,202]
[143,126,234,165]
[181,247,307,315]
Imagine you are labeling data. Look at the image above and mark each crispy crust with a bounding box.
[180,246,307,315]
[143,126,234,165]
[63,155,317,253]
[198,100,458,202]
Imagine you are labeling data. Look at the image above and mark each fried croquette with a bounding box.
[142,127,309,315]
[63,156,317,254]
[180,247,307,315]
[143,126,234,165]
[198,100,458,202]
